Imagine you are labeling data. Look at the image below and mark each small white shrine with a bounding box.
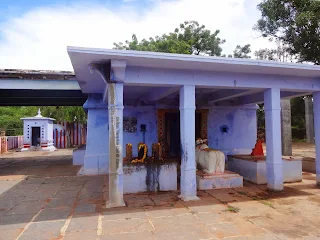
[20,109,56,151]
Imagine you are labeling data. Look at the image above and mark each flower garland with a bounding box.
[131,143,148,163]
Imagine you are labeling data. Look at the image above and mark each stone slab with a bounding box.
[196,171,243,190]
[123,162,177,193]
[227,157,302,184]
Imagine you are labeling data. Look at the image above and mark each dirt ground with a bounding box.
[0,146,319,240]
[261,142,316,159]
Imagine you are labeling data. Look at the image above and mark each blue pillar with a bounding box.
[313,92,320,187]
[264,88,283,191]
[82,94,109,175]
[179,85,199,201]
[107,83,125,208]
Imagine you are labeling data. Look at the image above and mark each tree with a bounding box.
[222,44,252,58]
[114,21,226,56]
[254,40,293,62]
[254,0,320,64]
[232,44,252,58]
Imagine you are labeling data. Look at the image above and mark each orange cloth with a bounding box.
[251,139,264,156]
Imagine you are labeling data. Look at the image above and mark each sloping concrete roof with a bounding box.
[67,46,320,77]
[0,69,75,80]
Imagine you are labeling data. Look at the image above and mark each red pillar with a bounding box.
[55,129,58,148]
[60,130,62,149]
[64,130,66,148]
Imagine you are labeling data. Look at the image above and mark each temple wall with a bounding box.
[82,102,257,173]
[207,105,257,156]
[85,105,257,158]
[123,106,157,157]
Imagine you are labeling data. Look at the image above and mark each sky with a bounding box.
[0,0,275,71]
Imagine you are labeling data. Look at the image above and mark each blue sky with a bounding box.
[0,0,155,19]
[0,0,274,70]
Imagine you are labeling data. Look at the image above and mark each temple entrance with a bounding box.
[163,111,202,157]
[195,112,202,140]
[31,127,40,146]
[165,112,180,157]
[157,109,208,159]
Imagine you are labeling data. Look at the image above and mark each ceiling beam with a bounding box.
[238,91,311,106]
[141,87,179,102]
[206,89,260,105]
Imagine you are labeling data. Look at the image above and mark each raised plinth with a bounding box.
[73,145,86,166]
[196,170,243,190]
[302,157,316,174]
[123,161,177,193]
[21,145,56,152]
[228,155,302,184]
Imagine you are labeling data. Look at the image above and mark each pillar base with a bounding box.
[180,168,198,200]
[178,195,200,202]
[266,163,283,191]
[106,201,126,208]
[78,166,108,176]
[267,186,284,192]
[81,154,109,175]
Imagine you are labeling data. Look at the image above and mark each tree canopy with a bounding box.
[114,21,226,56]
[255,0,320,64]
[254,40,292,61]
[228,44,252,58]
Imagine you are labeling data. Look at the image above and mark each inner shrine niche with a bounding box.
[157,109,208,159]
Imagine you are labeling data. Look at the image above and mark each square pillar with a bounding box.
[179,85,199,201]
[107,83,125,208]
[313,92,320,186]
[305,96,315,144]
[82,94,109,175]
[281,99,292,156]
[264,88,283,191]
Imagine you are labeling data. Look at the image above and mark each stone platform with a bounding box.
[196,170,243,190]
[228,155,302,184]
[72,145,86,166]
[302,157,316,174]
[123,161,177,193]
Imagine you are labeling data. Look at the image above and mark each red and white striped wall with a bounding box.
[53,121,87,149]
[0,136,23,154]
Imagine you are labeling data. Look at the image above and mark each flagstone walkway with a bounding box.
[0,150,320,240]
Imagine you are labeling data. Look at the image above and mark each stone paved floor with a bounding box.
[0,150,320,240]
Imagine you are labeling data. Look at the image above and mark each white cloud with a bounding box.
[0,0,274,71]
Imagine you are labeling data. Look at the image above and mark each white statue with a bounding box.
[195,138,225,174]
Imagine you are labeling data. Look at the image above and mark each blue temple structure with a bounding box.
[67,46,320,208]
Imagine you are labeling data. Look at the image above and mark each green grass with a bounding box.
[261,200,275,209]
[224,205,240,213]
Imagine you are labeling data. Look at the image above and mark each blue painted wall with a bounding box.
[207,105,257,156]
[123,105,257,156]
[123,106,158,156]
[83,97,257,173]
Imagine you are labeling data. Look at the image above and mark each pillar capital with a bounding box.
[110,60,126,83]
[88,60,126,84]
